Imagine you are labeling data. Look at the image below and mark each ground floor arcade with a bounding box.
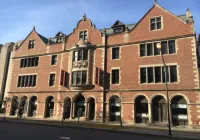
[6,91,200,126]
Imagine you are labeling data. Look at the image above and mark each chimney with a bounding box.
[186,8,193,19]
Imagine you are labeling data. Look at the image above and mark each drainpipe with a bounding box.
[102,29,108,122]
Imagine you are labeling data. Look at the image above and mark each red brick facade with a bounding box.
[6,4,200,127]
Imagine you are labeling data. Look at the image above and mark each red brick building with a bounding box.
[6,3,200,127]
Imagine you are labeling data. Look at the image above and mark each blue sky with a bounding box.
[0,0,199,44]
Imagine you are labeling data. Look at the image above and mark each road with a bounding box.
[0,121,189,140]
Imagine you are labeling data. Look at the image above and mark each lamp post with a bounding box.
[156,42,172,135]
[2,97,9,120]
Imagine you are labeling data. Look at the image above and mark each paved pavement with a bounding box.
[0,121,193,140]
[1,116,200,140]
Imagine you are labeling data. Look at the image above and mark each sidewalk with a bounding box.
[1,116,200,140]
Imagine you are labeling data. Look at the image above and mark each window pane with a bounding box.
[72,72,76,85]
[157,22,162,29]
[140,44,146,57]
[29,75,33,87]
[112,47,119,59]
[33,75,37,87]
[24,59,28,67]
[162,66,169,83]
[151,23,156,30]
[28,58,31,67]
[21,76,25,87]
[51,55,57,65]
[112,70,119,84]
[25,75,29,87]
[28,41,31,49]
[83,49,88,60]
[20,59,24,68]
[161,41,168,54]
[140,68,147,83]
[155,67,161,83]
[147,43,153,56]
[78,50,82,61]
[35,57,39,66]
[154,43,161,55]
[114,28,123,34]
[147,67,154,83]
[150,18,156,23]
[31,58,35,67]
[157,17,161,22]
[82,71,87,84]
[17,76,22,87]
[77,71,81,85]
[169,40,176,54]
[170,66,177,82]
[84,31,88,40]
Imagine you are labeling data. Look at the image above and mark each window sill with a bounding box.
[70,84,94,90]
[111,83,120,86]
[17,87,37,88]
[139,82,179,85]
[140,53,177,58]
[112,58,120,60]
[150,28,163,32]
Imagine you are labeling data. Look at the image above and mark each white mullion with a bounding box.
[161,66,163,83]
[81,71,83,85]
[155,18,158,29]
[168,66,171,83]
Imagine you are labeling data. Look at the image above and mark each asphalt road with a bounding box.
[0,121,189,140]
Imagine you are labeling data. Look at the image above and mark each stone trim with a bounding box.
[191,37,199,89]
[12,35,195,60]
[8,88,200,94]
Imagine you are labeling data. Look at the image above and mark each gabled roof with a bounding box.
[177,14,189,22]
[55,31,66,37]
[111,20,125,28]
[18,27,48,48]
[38,33,48,44]
[100,24,135,35]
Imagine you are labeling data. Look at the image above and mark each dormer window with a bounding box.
[28,40,35,49]
[73,49,88,62]
[56,37,63,43]
[113,27,123,34]
[150,17,162,31]
[111,20,125,34]
[79,31,88,41]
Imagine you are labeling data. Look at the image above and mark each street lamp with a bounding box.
[156,42,172,135]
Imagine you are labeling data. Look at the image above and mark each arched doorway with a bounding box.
[28,96,37,117]
[171,96,188,126]
[19,96,28,115]
[135,95,148,124]
[44,96,54,118]
[63,97,71,119]
[87,97,95,120]
[74,94,85,118]
[152,95,167,123]
[109,95,121,121]
[10,96,19,116]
